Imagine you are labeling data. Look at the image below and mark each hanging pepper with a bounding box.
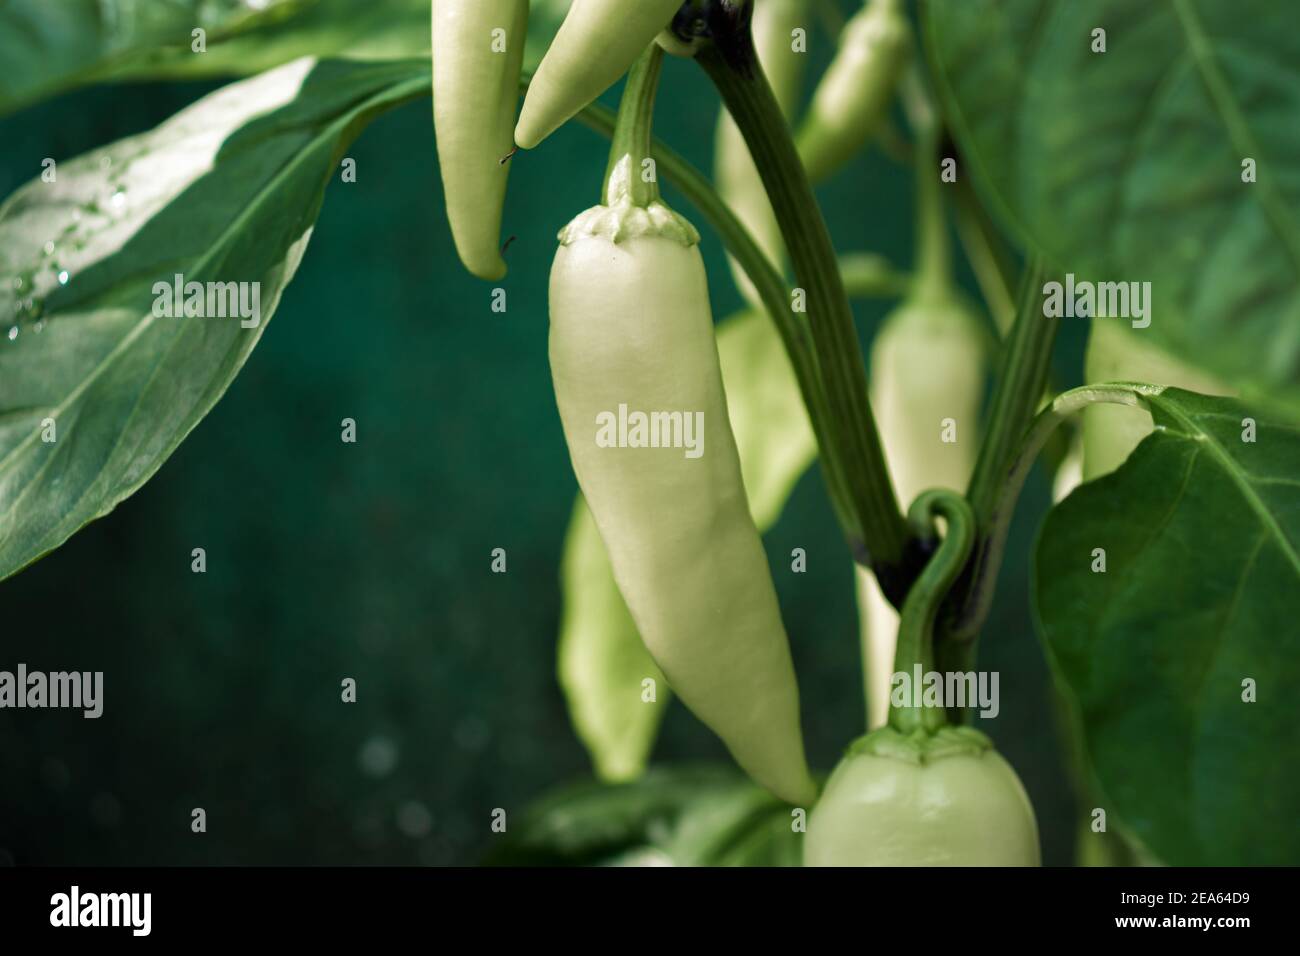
[547,44,817,806]
[432,0,528,280]
[796,0,911,183]
[515,0,685,150]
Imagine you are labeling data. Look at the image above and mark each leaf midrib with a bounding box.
[1171,0,1300,277]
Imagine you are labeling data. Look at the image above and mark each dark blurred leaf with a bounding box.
[0,0,311,116]
[483,766,804,866]
[112,0,573,91]
[5,1,572,116]
[0,57,428,582]
[1036,387,1300,865]
[109,0,429,85]
[927,0,1300,413]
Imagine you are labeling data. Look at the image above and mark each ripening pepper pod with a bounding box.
[796,0,911,183]
[547,46,817,807]
[805,725,1042,866]
[515,0,686,150]
[432,0,528,280]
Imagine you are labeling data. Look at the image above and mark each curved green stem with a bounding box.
[603,45,663,207]
[888,489,977,735]
[697,5,912,601]
[950,383,1155,648]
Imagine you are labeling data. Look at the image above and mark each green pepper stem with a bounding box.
[909,125,952,307]
[888,489,976,735]
[947,383,1152,663]
[933,259,1056,671]
[603,44,665,208]
[697,5,914,603]
[902,70,951,305]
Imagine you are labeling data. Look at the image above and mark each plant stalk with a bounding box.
[696,3,914,601]
[937,258,1055,663]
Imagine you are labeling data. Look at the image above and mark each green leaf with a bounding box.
[556,308,817,782]
[1035,386,1300,865]
[715,308,819,529]
[557,499,669,783]
[482,766,803,866]
[0,57,428,583]
[926,0,1300,412]
[107,0,432,86]
[0,0,311,116]
[11,0,571,113]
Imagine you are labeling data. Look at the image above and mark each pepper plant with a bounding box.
[0,0,1296,867]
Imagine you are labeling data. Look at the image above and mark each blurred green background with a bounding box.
[0,33,1090,866]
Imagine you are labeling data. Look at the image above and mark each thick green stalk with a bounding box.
[965,261,1054,524]
[696,5,912,600]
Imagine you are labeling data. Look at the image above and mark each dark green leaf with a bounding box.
[927,0,1300,412]
[1035,386,1300,865]
[483,766,804,866]
[10,0,571,114]
[0,57,428,582]
[0,0,311,116]
[107,0,431,87]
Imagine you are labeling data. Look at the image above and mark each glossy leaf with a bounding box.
[1035,386,1300,865]
[927,0,1300,412]
[0,58,428,583]
[482,766,803,866]
[556,308,817,782]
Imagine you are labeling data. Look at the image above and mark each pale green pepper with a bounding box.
[548,46,816,806]
[432,0,529,280]
[516,0,685,149]
[795,0,910,183]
